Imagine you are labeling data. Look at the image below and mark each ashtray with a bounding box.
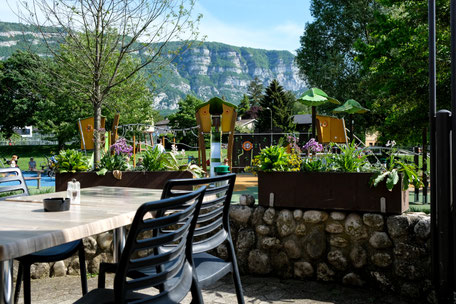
[43,197,70,212]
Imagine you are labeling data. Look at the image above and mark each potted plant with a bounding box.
[248,139,422,214]
[55,138,204,191]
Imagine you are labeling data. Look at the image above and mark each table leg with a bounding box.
[113,227,126,263]
[0,260,13,304]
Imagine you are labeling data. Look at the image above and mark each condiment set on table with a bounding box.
[43,179,80,212]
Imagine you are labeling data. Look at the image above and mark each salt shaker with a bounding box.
[67,178,80,205]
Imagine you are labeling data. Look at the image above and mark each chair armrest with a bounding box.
[98,262,118,288]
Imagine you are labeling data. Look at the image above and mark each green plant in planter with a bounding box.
[248,145,301,173]
[142,147,171,171]
[55,149,89,173]
[371,141,423,191]
[301,157,328,172]
[99,153,129,172]
[329,142,370,173]
[97,137,133,175]
[140,147,206,178]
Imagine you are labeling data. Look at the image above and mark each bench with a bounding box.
[24,176,41,189]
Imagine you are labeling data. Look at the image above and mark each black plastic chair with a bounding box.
[113,173,244,303]
[160,173,244,303]
[0,167,88,304]
[75,186,206,304]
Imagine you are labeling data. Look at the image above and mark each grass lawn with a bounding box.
[0,145,60,171]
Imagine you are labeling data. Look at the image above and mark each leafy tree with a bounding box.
[356,0,450,144]
[296,0,378,136]
[17,0,201,165]
[256,80,295,133]
[247,77,264,107]
[168,95,203,147]
[237,94,250,118]
[296,0,377,101]
[0,51,44,137]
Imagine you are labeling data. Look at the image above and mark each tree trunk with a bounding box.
[57,139,65,151]
[93,102,102,168]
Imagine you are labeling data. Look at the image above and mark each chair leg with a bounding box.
[190,270,204,304]
[13,263,23,304]
[228,240,245,304]
[78,245,88,295]
[23,263,31,304]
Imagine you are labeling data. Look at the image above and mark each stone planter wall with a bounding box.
[228,205,433,302]
[23,205,433,302]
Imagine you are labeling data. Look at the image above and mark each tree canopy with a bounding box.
[256,79,295,133]
[16,0,201,164]
[168,95,203,147]
[355,0,450,144]
[296,0,450,145]
[0,51,45,137]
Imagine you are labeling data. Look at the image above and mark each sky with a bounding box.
[194,0,312,52]
[0,0,313,53]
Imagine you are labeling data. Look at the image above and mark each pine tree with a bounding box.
[237,94,250,118]
[247,77,263,107]
[256,79,295,133]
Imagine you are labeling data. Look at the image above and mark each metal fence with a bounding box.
[231,132,311,172]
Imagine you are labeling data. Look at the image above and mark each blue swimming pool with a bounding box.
[23,171,55,188]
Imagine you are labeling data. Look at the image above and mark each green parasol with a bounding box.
[332,99,369,114]
[297,88,340,138]
[333,99,369,140]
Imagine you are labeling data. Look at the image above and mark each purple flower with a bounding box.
[303,138,323,153]
[110,138,133,156]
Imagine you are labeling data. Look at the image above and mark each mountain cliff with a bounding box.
[0,21,307,110]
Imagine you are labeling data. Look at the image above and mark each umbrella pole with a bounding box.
[312,106,316,139]
[350,114,354,143]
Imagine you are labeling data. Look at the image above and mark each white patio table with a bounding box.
[0,186,162,304]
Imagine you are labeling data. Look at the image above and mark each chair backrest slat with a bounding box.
[113,186,206,303]
[0,168,29,199]
[161,173,236,254]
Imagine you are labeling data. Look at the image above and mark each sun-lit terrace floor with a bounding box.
[15,273,410,304]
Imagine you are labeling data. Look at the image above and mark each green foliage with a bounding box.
[301,157,328,172]
[246,141,423,191]
[256,79,295,133]
[371,144,423,191]
[55,149,89,173]
[141,147,171,172]
[0,51,44,137]
[168,95,203,147]
[247,77,264,107]
[330,142,369,173]
[99,153,129,172]
[355,0,446,145]
[296,0,380,139]
[248,145,301,173]
[296,0,377,102]
[237,94,250,118]
[140,147,205,177]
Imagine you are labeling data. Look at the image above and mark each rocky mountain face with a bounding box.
[0,21,307,110]
[153,42,306,110]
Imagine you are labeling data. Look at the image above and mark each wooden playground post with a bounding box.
[132,135,136,168]
[195,115,207,171]
[227,111,237,171]
[110,113,120,155]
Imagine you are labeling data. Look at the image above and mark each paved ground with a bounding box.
[16,274,412,304]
